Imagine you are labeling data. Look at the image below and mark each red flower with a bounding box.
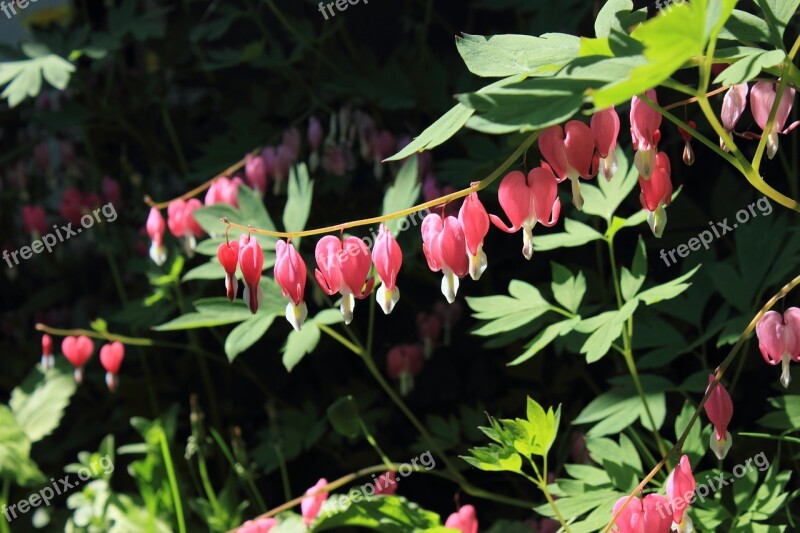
[421,215,468,303]
[591,106,620,180]
[275,240,308,331]
[146,207,167,266]
[539,121,596,209]
[100,342,125,392]
[372,225,402,314]
[22,205,47,237]
[217,240,240,302]
[458,193,489,280]
[444,505,478,533]
[239,236,264,314]
[638,152,672,238]
[41,334,54,371]
[704,374,733,459]
[62,335,94,384]
[489,166,560,260]
[315,236,374,324]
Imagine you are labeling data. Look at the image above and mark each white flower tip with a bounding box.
[647,207,667,239]
[780,358,792,388]
[149,243,167,266]
[710,431,732,460]
[468,248,488,281]
[767,132,779,160]
[570,177,584,210]
[74,367,84,384]
[441,271,459,304]
[602,154,618,181]
[377,284,400,315]
[522,227,533,260]
[105,372,118,392]
[340,293,355,325]
[286,301,308,331]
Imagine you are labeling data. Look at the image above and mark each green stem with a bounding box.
[317,324,362,355]
[159,430,186,533]
[197,454,221,516]
[607,238,669,463]
[359,420,394,470]
[209,429,267,513]
[0,478,11,533]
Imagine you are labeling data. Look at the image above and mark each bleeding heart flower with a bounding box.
[308,116,324,172]
[217,240,240,302]
[421,215,469,303]
[374,471,398,496]
[167,199,205,255]
[60,188,87,226]
[612,494,672,533]
[539,121,596,209]
[591,106,620,180]
[237,517,277,533]
[638,152,672,238]
[315,236,375,324]
[62,335,94,383]
[245,154,267,196]
[489,166,561,260]
[444,505,478,533]
[22,205,47,238]
[417,312,442,358]
[755,308,800,388]
[630,89,663,179]
[704,374,733,459]
[666,455,696,533]
[146,207,167,266]
[100,341,125,392]
[458,192,490,280]
[205,177,242,207]
[387,344,424,396]
[301,478,328,526]
[41,334,54,371]
[678,121,696,166]
[274,240,308,331]
[750,80,799,159]
[720,83,749,150]
[372,224,403,315]
[102,176,121,205]
[239,236,265,314]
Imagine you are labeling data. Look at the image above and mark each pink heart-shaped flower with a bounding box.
[100,341,125,374]
[61,336,94,368]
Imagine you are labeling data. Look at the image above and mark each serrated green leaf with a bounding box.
[467,280,551,336]
[385,104,474,161]
[283,163,314,245]
[10,360,77,443]
[534,218,605,251]
[455,33,580,78]
[637,265,701,304]
[621,236,647,301]
[507,317,580,366]
[282,321,321,372]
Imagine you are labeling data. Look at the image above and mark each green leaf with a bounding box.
[580,299,639,363]
[462,443,523,473]
[674,402,706,466]
[718,9,772,43]
[385,104,474,161]
[455,33,580,77]
[637,265,701,305]
[314,495,445,532]
[192,203,240,235]
[713,49,785,85]
[381,156,421,234]
[574,376,668,437]
[621,236,647,301]
[757,395,800,431]
[595,0,646,38]
[460,78,589,134]
[9,360,77,443]
[534,218,605,251]
[237,185,277,232]
[551,262,586,314]
[580,147,638,222]
[153,299,253,331]
[591,0,735,108]
[508,317,580,366]
[327,396,362,439]
[224,313,276,362]
[282,321,321,372]
[0,406,45,487]
[467,280,551,336]
[282,163,314,244]
[0,55,75,107]
[754,0,800,49]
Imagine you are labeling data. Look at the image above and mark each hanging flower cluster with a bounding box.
[45,334,125,391]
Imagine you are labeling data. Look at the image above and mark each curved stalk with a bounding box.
[604,272,800,533]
